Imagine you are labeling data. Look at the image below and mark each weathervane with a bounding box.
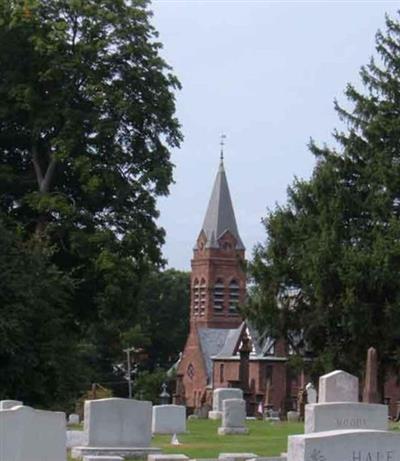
[220,133,226,161]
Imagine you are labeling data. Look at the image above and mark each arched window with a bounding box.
[193,279,200,315]
[229,280,240,312]
[199,278,206,315]
[213,278,224,311]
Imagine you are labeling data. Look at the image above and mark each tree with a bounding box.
[246,13,400,388]
[133,269,190,369]
[0,215,83,408]
[0,0,182,403]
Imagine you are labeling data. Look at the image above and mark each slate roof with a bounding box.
[198,322,276,383]
[197,327,237,382]
[197,160,245,250]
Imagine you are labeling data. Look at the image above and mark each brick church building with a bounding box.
[174,154,400,419]
[174,156,306,416]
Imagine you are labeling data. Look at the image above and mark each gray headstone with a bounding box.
[318,370,359,403]
[218,399,248,435]
[288,429,400,461]
[305,383,317,404]
[152,405,186,434]
[213,388,243,412]
[68,413,80,424]
[0,400,23,410]
[84,398,152,447]
[305,402,388,433]
[0,405,66,461]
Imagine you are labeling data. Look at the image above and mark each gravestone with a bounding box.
[68,413,80,425]
[0,405,66,461]
[0,400,22,410]
[219,454,258,461]
[152,405,186,434]
[363,347,379,403]
[209,388,243,420]
[287,429,400,461]
[305,383,317,404]
[306,370,388,434]
[318,370,358,403]
[148,455,189,461]
[305,402,388,433]
[218,398,248,435]
[71,398,160,459]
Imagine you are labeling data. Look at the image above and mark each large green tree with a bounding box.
[246,13,400,388]
[0,215,83,408]
[0,0,182,402]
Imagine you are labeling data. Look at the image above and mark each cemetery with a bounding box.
[2,2,400,461]
[0,366,390,461]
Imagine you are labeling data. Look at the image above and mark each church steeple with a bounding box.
[198,160,245,250]
[190,155,246,329]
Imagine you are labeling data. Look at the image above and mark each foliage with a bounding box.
[0,216,85,408]
[132,369,167,403]
[246,13,400,384]
[133,269,190,369]
[0,0,182,406]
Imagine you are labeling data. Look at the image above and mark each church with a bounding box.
[173,154,307,416]
[173,152,400,419]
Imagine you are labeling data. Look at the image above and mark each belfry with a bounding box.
[191,157,246,329]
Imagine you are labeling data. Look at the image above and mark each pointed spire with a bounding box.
[198,152,245,250]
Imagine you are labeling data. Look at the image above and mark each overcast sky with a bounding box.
[151,1,399,271]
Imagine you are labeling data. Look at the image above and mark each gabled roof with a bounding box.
[197,160,245,250]
[197,321,278,384]
[197,327,238,382]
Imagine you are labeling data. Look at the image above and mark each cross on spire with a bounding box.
[220,134,226,162]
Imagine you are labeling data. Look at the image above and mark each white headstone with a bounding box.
[148,455,189,461]
[0,405,66,461]
[68,413,80,425]
[318,370,359,403]
[213,388,243,412]
[0,400,23,410]
[306,383,317,404]
[84,398,152,447]
[218,454,258,461]
[152,405,186,434]
[218,399,248,435]
[287,429,400,461]
[305,402,388,433]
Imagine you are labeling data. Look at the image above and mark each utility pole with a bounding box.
[123,347,135,398]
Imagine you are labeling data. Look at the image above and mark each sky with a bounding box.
[151,0,399,270]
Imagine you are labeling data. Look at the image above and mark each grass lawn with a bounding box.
[67,419,400,460]
[67,419,303,460]
[151,419,303,458]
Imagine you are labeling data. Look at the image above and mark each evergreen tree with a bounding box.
[246,13,400,388]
